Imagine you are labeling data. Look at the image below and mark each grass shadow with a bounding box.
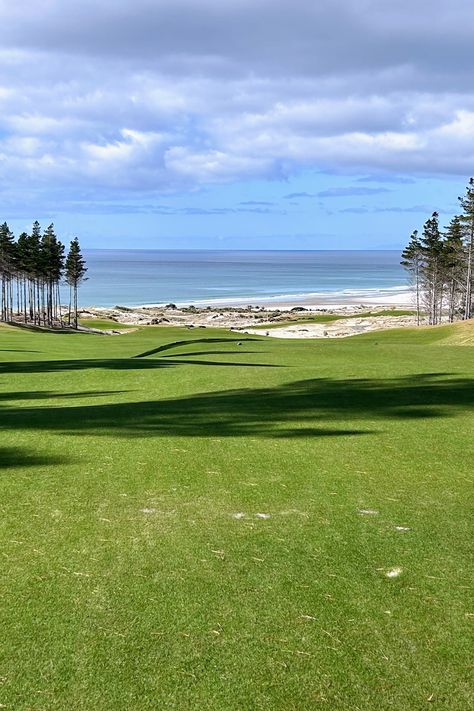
[0,390,132,402]
[133,337,261,359]
[161,350,261,358]
[0,447,72,470]
[0,356,278,374]
[0,373,472,439]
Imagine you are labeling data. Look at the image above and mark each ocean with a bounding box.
[75,249,407,308]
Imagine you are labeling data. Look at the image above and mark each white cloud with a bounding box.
[165,146,273,182]
[0,0,472,210]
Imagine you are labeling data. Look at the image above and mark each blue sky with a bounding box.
[0,0,473,249]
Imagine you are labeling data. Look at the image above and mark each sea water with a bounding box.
[75,249,407,307]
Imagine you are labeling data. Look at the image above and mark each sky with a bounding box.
[0,0,473,249]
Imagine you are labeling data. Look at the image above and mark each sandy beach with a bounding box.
[79,288,417,339]
[139,286,414,311]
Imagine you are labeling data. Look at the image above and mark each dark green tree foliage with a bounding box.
[401,178,474,324]
[458,178,474,319]
[443,216,465,322]
[419,212,444,325]
[0,223,15,321]
[0,222,86,328]
[41,224,65,325]
[65,237,88,328]
[401,230,422,325]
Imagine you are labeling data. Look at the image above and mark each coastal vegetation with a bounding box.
[0,321,472,709]
[0,222,87,328]
[401,178,474,324]
[251,309,415,330]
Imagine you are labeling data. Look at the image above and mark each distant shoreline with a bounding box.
[81,292,413,312]
[73,249,406,309]
[120,285,413,311]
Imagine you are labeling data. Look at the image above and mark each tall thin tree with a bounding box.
[65,238,87,328]
[458,178,474,320]
[401,229,423,325]
[419,212,444,324]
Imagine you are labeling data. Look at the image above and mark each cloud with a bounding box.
[374,205,453,215]
[177,206,284,215]
[340,205,453,215]
[340,207,371,214]
[357,175,416,184]
[239,200,275,206]
[0,0,473,213]
[317,187,391,197]
[2,0,472,83]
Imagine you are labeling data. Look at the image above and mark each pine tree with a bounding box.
[28,222,42,324]
[458,178,474,319]
[0,220,83,328]
[401,229,422,325]
[0,222,15,321]
[443,216,465,322]
[419,212,444,324]
[65,238,87,328]
[14,232,30,321]
[41,224,65,325]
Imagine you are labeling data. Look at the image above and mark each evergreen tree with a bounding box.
[443,216,465,322]
[14,232,30,321]
[0,220,86,328]
[458,178,474,319]
[22,220,41,323]
[401,230,422,325]
[419,212,444,324]
[41,224,65,325]
[0,222,15,321]
[65,237,87,328]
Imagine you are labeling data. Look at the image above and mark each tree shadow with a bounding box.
[162,350,261,358]
[0,390,132,402]
[0,356,279,374]
[0,447,72,470]
[3,322,79,334]
[165,358,279,368]
[133,337,261,359]
[0,373,472,439]
[0,337,275,375]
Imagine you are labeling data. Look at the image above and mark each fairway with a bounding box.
[0,323,473,710]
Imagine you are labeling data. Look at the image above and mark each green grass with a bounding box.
[253,309,416,329]
[0,321,472,710]
[79,318,134,330]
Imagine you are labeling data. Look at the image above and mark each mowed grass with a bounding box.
[79,318,134,330]
[0,322,472,710]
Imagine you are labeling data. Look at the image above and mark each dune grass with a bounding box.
[0,321,472,710]
[253,309,416,329]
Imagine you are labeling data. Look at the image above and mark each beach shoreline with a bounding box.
[78,287,417,339]
[112,285,414,312]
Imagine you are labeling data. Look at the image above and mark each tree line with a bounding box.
[401,178,474,325]
[0,221,87,328]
